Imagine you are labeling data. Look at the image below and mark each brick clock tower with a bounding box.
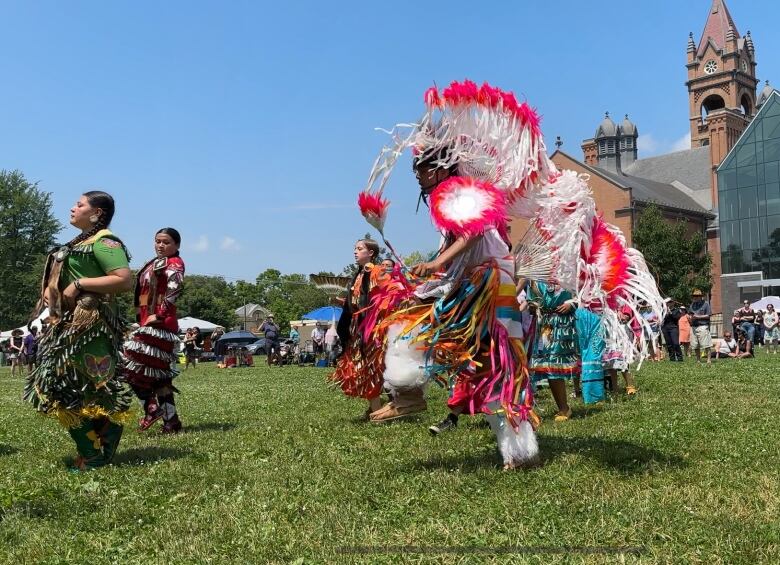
[687,0,758,203]
[687,0,758,313]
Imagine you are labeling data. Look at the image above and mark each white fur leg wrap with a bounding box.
[486,414,539,465]
[383,323,427,392]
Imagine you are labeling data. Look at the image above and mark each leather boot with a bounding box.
[370,388,427,422]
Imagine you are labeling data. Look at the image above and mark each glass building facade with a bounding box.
[718,92,780,282]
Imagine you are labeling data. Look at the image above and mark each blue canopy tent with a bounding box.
[302,306,343,322]
[214,330,258,356]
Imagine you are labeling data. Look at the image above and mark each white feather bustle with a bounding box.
[382,323,427,395]
[485,414,539,466]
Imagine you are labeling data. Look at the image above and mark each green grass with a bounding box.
[1,352,779,564]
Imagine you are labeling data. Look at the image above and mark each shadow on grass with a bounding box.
[0,444,19,456]
[185,422,237,433]
[111,446,192,466]
[410,436,685,474]
[538,435,686,474]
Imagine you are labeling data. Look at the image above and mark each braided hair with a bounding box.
[66,191,115,248]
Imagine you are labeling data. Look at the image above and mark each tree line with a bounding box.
[1,169,713,332]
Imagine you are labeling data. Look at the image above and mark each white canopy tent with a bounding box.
[0,309,49,340]
[751,296,780,311]
[177,316,220,334]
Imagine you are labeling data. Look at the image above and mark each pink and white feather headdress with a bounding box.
[359,80,553,239]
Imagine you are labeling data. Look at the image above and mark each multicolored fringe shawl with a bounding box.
[329,267,413,400]
[379,260,538,431]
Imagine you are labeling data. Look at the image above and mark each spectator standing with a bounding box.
[260,315,280,365]
[754,309,764,348]
[642,305,662,361]
[211,326,225,363]
[689,289,712,364]
[661,299,683,362]
[324,323,339,366]
[736,300,756,346]
[311,323,325,357]
[23,327,39,374]
[678,306,691,358]
[183,328,198,369]
[9,329,24,377]
[762,304,780,354]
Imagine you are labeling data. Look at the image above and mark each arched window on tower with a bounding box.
[606,140,615,153]
[701,94,726,123]
[598,140,606,156]
[740,93,753,116]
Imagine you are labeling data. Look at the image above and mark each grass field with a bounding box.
[1,352,779,564]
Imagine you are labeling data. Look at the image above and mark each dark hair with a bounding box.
[156,227,182,257]
[156,227,182,246]
[84,191,115,227]
[67,191,116,247]
[358,239,380,260]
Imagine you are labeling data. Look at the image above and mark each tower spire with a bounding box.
[697,0,739,57]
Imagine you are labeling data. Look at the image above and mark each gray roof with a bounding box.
[598,168,713,217]
[757,81,778,108]
[235,303,271,318]
[553,150,714,217]
[621,115,637,136]
[595,113,618,138]
[623,146,711,193]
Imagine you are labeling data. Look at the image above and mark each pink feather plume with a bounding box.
[358,190,390,234]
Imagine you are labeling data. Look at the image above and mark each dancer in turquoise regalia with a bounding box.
[526,280,580,421]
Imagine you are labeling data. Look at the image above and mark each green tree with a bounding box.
[0,170,61,328]
[262,272,329,332]
[632,204,712,303]
[176,275,239,329]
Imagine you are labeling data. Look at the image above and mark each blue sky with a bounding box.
[2,0,778,281]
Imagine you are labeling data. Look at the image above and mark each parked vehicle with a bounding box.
[246,338,267,355]
[199,351,216,362]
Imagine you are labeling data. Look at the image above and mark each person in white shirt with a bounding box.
[763,304,780,354]
[311,324,326,356]
[712,331,739,359]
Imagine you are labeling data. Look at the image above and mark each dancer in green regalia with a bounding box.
[24,191,134,472]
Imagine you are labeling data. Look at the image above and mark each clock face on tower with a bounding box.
[741,59,748,72]
[704,60,718,75]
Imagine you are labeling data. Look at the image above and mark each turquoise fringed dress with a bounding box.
[527,281,580,383]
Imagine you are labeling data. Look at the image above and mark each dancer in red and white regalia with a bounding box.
[123,228,186,434]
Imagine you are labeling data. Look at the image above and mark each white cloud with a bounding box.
[220,236,240,252]
[192,235,209,252]
[637,133,659,154]
[670,132,691,152]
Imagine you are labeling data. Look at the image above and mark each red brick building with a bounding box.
[512,0,765,314]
